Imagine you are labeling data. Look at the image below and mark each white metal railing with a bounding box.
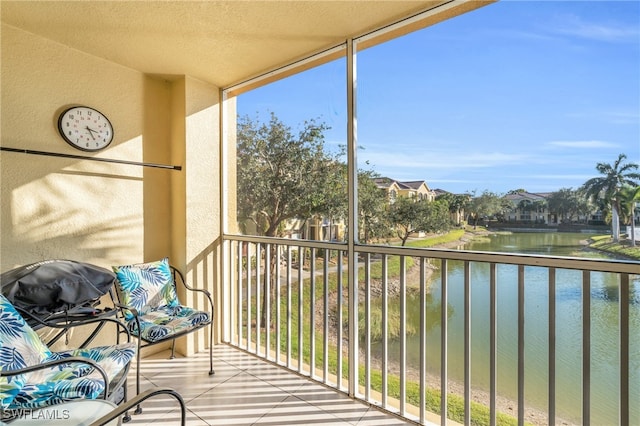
[222,234,638,426]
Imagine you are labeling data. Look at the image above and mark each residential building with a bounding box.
[399,180,436,201]
[503,191,551,224]
[373,177,403,204]
[374,177,436,203]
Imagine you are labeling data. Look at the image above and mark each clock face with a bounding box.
[57,106,114,151]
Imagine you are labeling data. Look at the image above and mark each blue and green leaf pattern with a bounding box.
[113,258,209,343]
[127,305,210,343]
[0,295,51,409]
[0,294,136,411]
[113,257,179,321]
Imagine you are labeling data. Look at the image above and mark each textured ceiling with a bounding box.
[1,1,489,89]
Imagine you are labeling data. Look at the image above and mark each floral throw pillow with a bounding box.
[112,257,179,320]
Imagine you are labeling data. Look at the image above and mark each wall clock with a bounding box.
[57,106,114,151]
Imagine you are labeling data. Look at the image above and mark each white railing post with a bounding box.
[620,273,630,426]
[583,270,591,426]
[490,263,497,426]
[441,258,449,426]
[464,261,471,426]
[549,268,556,426]
[221,235,637,426]
[346,36,359,398]
[518,265,525,426]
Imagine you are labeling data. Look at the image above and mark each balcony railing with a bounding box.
[221,234,638,426]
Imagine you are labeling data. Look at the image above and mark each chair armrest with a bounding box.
[89,387,186,426]
[24,308,132,347]
[171,266,210,296]
[171,266,214,309]
[2,356,111,400]
[112,302,139,318]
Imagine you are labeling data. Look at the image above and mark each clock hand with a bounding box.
[85,126,96,140]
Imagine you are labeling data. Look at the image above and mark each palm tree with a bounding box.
[581,154,640,242]
[436,192,470,226]
[618,185,640,246]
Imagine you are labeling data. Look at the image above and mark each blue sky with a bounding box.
[238,1,640,195]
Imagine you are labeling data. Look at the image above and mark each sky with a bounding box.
[237,1,640,195]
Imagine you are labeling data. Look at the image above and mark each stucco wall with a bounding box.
[1,24,149,268]
[1,24,223,351]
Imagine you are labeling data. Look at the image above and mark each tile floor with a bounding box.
[123,344,412,425]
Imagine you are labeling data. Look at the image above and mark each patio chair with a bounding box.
[110,257,214,412]
[0,294,137,423]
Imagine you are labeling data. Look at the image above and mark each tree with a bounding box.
[546,188,591,224]
[316,161,348,242]
[618,185,640,246]
[319,166,391,244]
[517,199,535,219]
[237,112,341,326]
[358,170,391,244]
[387,196,423,246]
[237,112,339,237]
[422,199,452,234]
[388,197,450,246]
[581,154,640,242]
[436,192,470,226]
[507,188,527,195]
[467,190,505,228]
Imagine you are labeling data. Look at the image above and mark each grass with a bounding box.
[367,364,523,426]
[589,234,640,261]
[239,228,632,425]
[242,229,525,426]
[404,229,466,248]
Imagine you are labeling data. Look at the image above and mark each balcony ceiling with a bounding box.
[1,1,486,89]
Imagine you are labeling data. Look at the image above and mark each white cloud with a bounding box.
[518,173,594,181]
[565,109,640,125]
[550,14,639,43]
[361,151,531,170]
[546,140,618,149]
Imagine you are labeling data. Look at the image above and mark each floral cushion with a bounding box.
[128,305,210,343]
[0,294,52,409]
[0,294,136,411]
[9,342,136,410]
[11,377,104,410]
[112,258,179,321]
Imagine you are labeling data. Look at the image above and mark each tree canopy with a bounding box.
[546,188,591,223]
[358,170,391,243]
[467,190,506,227]
[236,113,342,237]
[387,197,450,246]
[618,185,640,246]
[237,114,638,248]
[436,192,470,226]
[581,153,640,241]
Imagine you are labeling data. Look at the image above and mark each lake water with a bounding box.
[396,232,639,424]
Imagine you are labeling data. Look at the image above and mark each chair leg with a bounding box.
[208,323,215,376]
[134,339,142,415]
[170,339,176,359]
[122,383,132,422]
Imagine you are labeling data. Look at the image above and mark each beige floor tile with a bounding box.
[121,344,411,426]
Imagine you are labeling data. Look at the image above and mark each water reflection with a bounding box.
[375,232,639,425]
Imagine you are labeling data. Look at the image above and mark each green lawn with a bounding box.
[403,229,466,248]
[243,230,525,426]
[589,234,640,261]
